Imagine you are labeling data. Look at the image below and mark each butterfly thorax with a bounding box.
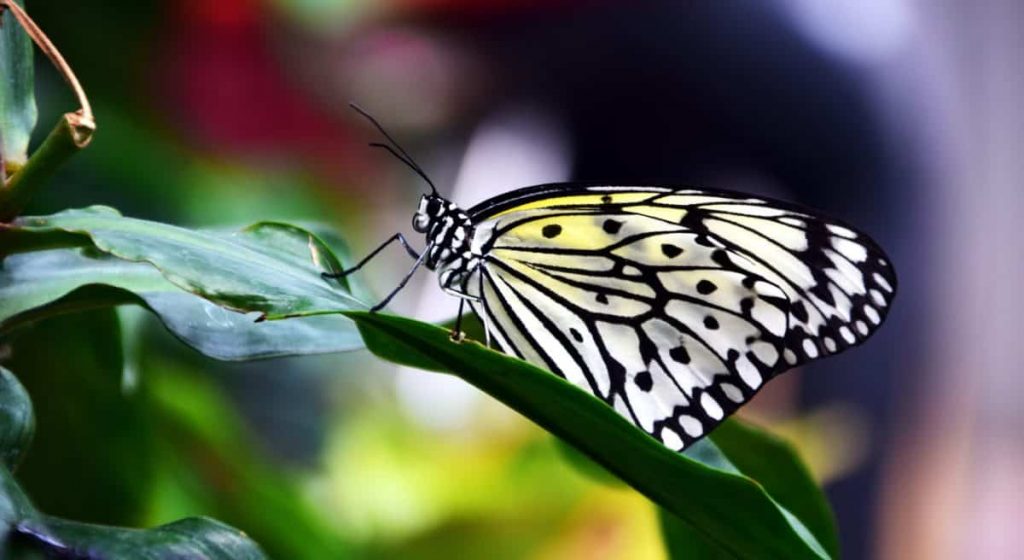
[413,194,480,293]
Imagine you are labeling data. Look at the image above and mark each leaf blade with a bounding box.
[0,248,364,360]
[710,419,840,558]
[5,207,369,319]
[346,311,829,560]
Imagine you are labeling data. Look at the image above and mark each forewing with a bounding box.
[465,185,895,450]
[472,185,897,366]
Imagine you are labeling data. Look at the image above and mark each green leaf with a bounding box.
[345,312,830,559]
[657,419,840,559]
[14,515,267,560]
[659,508,734,559]
[0,367,37,551]
[0,367,31,472]
[0,209,373,359]
[0,248,365,360]
[552,437,625,487]
[710,419,840,558]
[432,313,839,557]
[0,366,268,558]
[0,0,37,172]
[1,207,369,320]
[0,453,38,557]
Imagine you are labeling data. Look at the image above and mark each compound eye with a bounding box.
[412,213,430,232]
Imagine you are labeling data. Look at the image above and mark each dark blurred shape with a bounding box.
[8,310,156,525]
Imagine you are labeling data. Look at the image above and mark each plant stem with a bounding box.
[0,113,91,221]
[0,0,95,222]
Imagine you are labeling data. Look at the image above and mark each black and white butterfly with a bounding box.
[328,106,897,452]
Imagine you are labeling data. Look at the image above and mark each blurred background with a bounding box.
[13,0,1022,558]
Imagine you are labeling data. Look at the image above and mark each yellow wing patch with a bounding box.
[495,213,680,252]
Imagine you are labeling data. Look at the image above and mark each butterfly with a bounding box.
[328,105,897,452]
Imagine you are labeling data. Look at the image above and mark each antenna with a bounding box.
[349,103,438,195]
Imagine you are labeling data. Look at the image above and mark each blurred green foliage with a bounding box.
[8,310,154,524]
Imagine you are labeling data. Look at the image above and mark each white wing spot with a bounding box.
[824,337,837,352]
[870,289,886,307]
[679,415,704,438]
[802,338,819,359]
[701,393,724,420]
[752,341,779,365]
[784,349,798,365]
[827,224,858,239]
[874,272,894,293]
[736,356,762,389]
[864,305,881,325]
[840,326,856,344]
[660,428,684,451]
[721,383,744,403]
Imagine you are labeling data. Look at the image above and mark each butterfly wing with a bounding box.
[463,184,896,450]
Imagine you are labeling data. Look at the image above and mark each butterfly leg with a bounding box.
[449,299,466,343]
[368,249,429,312]
[321,233,420,281]
[441,286,482,343]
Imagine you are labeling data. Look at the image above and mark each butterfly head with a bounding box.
[412,194,444,233]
